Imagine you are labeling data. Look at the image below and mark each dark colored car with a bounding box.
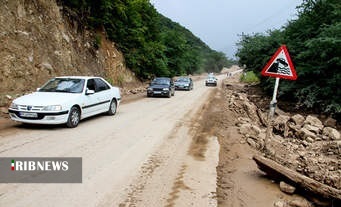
[147,77,175,98]
[174,77,193,91]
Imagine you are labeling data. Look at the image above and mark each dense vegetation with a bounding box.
[59,0,235,79]
[236,0,340,118]
[240,71,260,84]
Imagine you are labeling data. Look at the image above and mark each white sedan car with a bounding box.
[8,76,121,128]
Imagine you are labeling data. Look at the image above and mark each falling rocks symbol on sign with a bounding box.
[261,45,297,80]
[267,58,290,75]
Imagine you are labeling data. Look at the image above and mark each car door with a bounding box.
[93,78,112,113]
[82,78,100,117]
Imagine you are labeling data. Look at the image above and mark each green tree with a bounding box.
[235,0,341,118]
[59,0,233,79]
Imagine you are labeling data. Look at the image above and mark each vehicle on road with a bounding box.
[147,77,175,98]
[205,76,217,86]
[174,77,193,91]
[8,76,121,128]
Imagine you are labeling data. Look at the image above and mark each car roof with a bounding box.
[55,76,101,80]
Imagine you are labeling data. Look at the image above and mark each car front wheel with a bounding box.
[108,99,117,115]
[66,106,80,128]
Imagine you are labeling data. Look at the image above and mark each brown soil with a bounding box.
[191,74,338,206]
[188,88,218,160]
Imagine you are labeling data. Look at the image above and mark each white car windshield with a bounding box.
[39,78,85,93]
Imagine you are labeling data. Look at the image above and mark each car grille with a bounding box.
[9,109,69,120]
[153,88,163,91]
[17,105,44,111]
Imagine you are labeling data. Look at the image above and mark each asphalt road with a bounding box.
[0,76,222,207]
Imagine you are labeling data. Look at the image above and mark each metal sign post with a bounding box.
[269,77,280,119]
[265,77,279,153]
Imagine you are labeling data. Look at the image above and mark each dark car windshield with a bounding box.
[175,78,189,82]
[39,78,85,93]
[151,78,170,85]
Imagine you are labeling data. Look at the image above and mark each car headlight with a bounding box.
[147,87,153,91]
[184,84,189,86]
[163,88,169,91]
[9,102,18,110]
[43,105,62,111]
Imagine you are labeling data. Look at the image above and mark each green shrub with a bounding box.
[240,71,260,84]
[94,34,101,49]
[116,74,125,87]
[106,78,114,85]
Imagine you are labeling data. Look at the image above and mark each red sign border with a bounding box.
[261,45,297,80]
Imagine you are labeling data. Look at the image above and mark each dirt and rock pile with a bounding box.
[269,115,340,190]
[222,79,340,203]
[239,112,340,191]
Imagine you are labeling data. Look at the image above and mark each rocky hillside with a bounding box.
[0,0,141,109]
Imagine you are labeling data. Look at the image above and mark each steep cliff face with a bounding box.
[0,0,140,107]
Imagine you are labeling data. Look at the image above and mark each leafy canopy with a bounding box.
[236,0,340,118]
[59,0,236,79]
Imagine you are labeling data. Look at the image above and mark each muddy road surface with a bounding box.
[0,71,316,207]
[0,76,220,207]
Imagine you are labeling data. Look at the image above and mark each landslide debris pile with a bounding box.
[222,81,340,192]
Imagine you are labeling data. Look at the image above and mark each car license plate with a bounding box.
[20,112,38,118]
[154,91,161,94]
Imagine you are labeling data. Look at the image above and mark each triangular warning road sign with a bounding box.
[261,45,297,80]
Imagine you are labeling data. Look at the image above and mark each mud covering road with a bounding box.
[0,76,220,206]
[210,73,310,206]
[0,70,315,207]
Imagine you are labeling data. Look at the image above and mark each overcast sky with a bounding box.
[150,0,303,58]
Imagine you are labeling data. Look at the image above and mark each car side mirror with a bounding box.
[86,89,95,95]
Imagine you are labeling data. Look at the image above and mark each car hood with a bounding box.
[13,92,80,106]
[149,84,170,89]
